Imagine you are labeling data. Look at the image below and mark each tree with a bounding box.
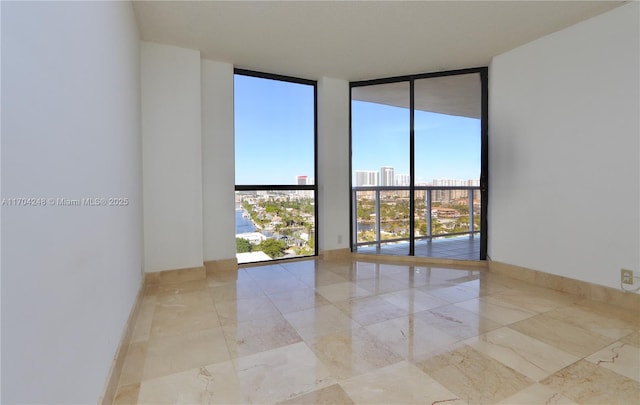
[258,238,287,258]
[236,237,252,253]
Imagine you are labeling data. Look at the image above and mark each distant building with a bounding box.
[431,178,480,203]
[236,251,272,264]
[355,170,379,186]
[396,173,410,187]
[380,166,394,186]
[296,175,313,197]
[236,232,267,244]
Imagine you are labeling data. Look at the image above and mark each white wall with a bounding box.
[1,2,142,403]
[141,42,204,272]
[201,60,237,261]
[489,2,639,290]
[318,77,351,251]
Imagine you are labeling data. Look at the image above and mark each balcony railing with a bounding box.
[352,186,481,249]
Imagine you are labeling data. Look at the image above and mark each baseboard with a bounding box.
[320,248,352,260]
[488,259,640,309]
[204,258,238,275]
[99,278,145,405]
[144,265,206,285]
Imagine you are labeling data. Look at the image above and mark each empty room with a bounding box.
[2,1,639,404]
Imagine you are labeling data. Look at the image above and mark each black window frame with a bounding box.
[234,68,319,262]
[349,67,489,260]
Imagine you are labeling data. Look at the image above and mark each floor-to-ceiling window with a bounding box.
[350,68,488,260]
[234,70,317,264]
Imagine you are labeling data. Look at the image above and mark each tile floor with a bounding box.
[113,257,640,404]
[356,235,481,261]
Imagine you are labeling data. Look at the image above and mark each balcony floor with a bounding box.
[355,235,481,260]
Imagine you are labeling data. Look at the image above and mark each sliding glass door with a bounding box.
[352,82,410,254]
[351,68,487,260]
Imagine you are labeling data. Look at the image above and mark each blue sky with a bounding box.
[235,74,315,185]
[352,101,480,183]
[235,74,480,185]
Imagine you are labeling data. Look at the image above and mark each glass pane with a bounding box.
[234,75,315,185]
[351,72,484,260]
[414,73,481,186]
[352,82,410,187]
[414,189,428,238]
[354,190,377,245]
[352,82,410,253]
[473,189,481,232]
[380,189,410,241]
[431,189,470,236]
[235,190,315,264]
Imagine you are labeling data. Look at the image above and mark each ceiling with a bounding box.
[133,1,624,82]
[353,73,482,118]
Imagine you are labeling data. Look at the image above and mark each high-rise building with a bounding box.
[431,178,480,202]
[355,170,379,186]
[396,173,410,187]
[296,175,313,197]
[380,166,394,186]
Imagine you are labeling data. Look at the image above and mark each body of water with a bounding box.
[235,208,256,234]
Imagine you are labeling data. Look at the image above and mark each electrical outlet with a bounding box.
[621,269,634,285]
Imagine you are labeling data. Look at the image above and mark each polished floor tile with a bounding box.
[510,312,616,358]
[416,345,534,403]
[222,314,302,358]
[544,303,637,339]
[278,383,355,405]
[234,342,335,403]
[283,304,357,341]
[214,295,281,325]
[208,279,264,303]
[113,257,640,404]
[541,359,640,404]
[156,279,209,297]
[334,295,409,326]
[490,286,578,313]
[315,281,372,302]
[340,361,463,404]
[364,315,459,360]
[586,341,640,382]
[454,295,538,325]
[142,327,230,381]
[378,288,449,313]
[464,327,580,381]
[150,305,220,338]
[496,383,578,405]
[267,287,331,314]
[422,283,483,303]
[308,327,403,380]
[415,304,502,340]
[137,361,242,404]
[621,330,640,347]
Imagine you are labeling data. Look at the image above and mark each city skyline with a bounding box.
[355,166,479,187]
